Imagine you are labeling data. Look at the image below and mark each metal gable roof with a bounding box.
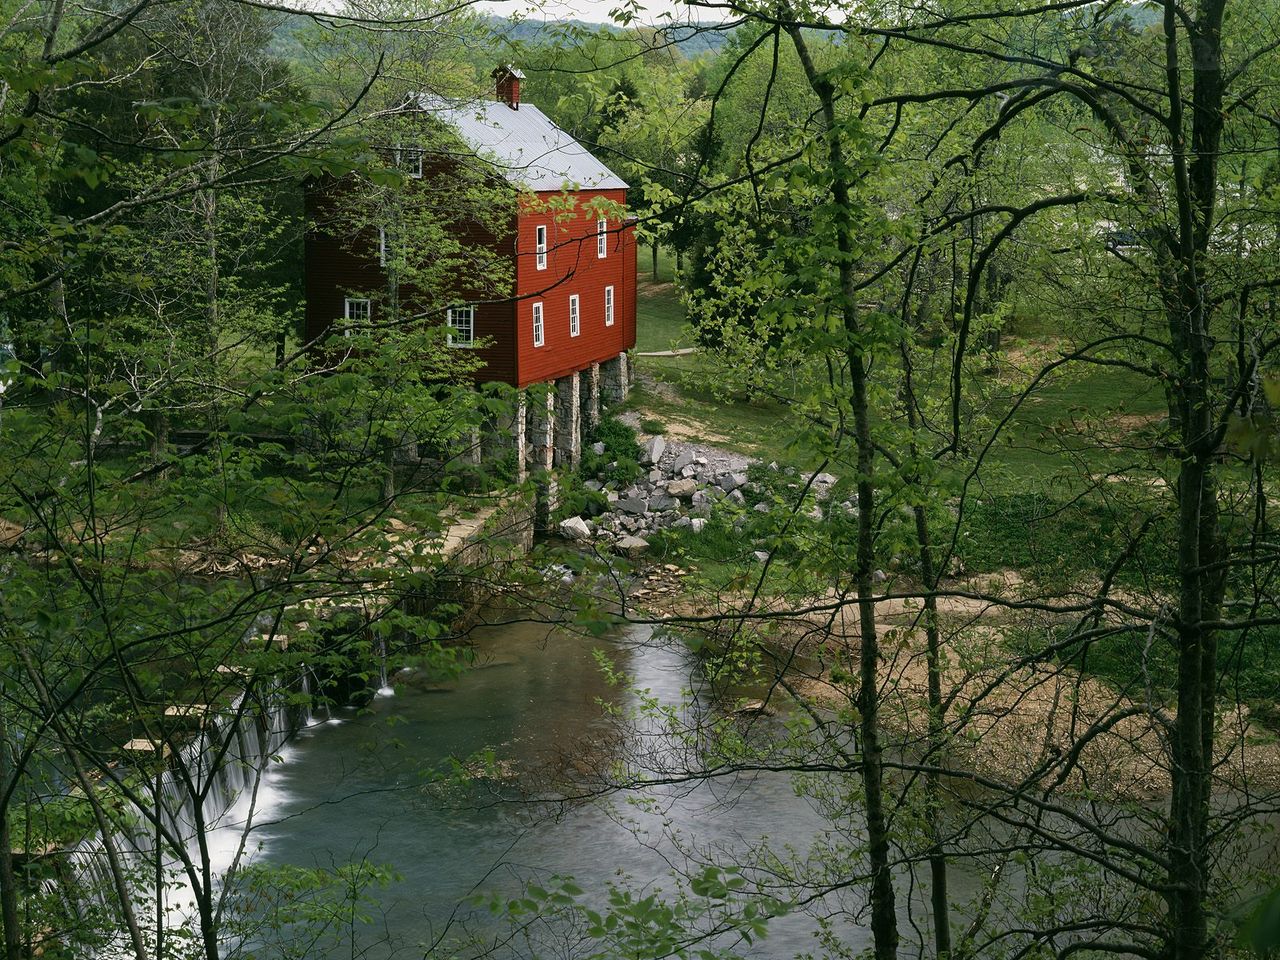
[415,95,628,192]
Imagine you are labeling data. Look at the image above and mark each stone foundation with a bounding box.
[476,349,631,484]
[527,386,555,474]
[482,392,527,483]
[554,372,581,468]
[601,351,630,406]
[581,362,601,434]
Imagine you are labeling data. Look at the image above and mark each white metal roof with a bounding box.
[415,95,628,193]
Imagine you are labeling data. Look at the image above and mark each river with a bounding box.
[247,611,878,959]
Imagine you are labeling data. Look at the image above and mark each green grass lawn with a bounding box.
[635,245,688,353]
[630,246,1174,490]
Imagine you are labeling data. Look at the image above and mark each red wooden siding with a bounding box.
[514,188,637,388]
[305,180,635,389]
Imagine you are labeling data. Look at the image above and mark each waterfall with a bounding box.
[49,682,298,956]
[301,664,339,723]
[376,637,395,698]
[299,669,316,727]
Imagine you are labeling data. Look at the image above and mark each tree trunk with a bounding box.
[0,708,23,960]
[149,408,169,465]
[19,655,148,960]
[1160,5,1227,959]
[900,259,951,958]
[915,502,951,960]
[651,242,659,280]
[787,23,898,960]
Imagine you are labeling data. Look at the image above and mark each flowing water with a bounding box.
[247,614,869,958]
[52,596,1280,958]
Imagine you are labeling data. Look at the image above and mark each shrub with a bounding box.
[581,416,643,486]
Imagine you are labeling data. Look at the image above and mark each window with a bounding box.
[597,218,608,259]
[535,225,547,270]
[604,285,614,327]
[447,304,475,346]
[532,302,544,346]
[397,144,422,178]
[569,294,580,337]
[344,297,371,336]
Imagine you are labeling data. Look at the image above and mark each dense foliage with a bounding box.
[3,1,1280,959]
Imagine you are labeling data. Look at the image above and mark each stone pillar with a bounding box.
[554,372,581,468]
[582,362,601,434]
[510,392,527,483]
[527,386,555,474]
[482,392,527,483]
[601,351,630,406]
[527,386,559,532]
[465,426,482,466]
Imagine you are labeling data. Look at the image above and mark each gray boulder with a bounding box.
[671,451,695,473]
[641,435,667,466]
[615,535,650,559]
[591,441,606,455]
[618,497,648,515]
[690,518,707,534]
[668,478,698,498]
[559,516,592,541]
[719,472,748,492]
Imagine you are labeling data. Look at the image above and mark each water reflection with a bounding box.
[248,613,853,958]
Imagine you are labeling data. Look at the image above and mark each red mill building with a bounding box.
[305,66,637,478]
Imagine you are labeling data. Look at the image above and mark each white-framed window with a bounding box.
[597,218,607,259]
[397,144,422,178]
[604,285,614,327]
[447,304,475,346]
[378,227,389,267]
[532,302,544,346]
[344,297,371,336]
[535,225,547,270]
[569,294,580,337]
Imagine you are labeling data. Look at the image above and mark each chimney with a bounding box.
[492,65,525,110]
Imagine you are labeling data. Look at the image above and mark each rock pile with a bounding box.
[558,435,857,559]
[558,435,756,556]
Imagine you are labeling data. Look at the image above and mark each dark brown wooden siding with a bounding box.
[304,173,519,384]
[304,180,384,347]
